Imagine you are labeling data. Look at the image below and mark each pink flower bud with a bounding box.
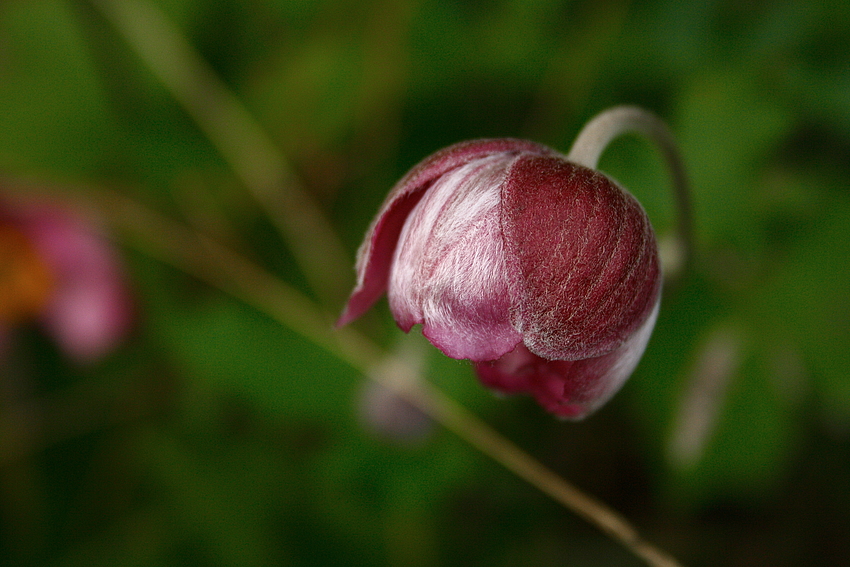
[339,139,661,419]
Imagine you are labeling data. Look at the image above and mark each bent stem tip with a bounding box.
[567,106,693,280]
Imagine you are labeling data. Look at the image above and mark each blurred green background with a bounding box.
[1,0,849,565]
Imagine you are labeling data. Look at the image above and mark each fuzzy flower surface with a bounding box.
[339,139,661,419]
[0,194,134,364]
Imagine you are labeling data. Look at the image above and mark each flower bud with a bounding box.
[339,139,660,419]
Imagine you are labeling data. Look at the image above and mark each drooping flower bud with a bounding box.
[339,138,660,419]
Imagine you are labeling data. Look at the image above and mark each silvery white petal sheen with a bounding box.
[337,139,555,327]
[389,155,522,361]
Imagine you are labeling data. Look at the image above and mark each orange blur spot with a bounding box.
[0,225,55,324]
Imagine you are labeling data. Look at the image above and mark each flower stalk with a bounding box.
[99,188,683,567]
[568,105,693,279]
[88,0,351,308]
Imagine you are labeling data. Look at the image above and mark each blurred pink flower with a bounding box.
[0,194,133,363]
[358,381,433,444]
[339,139,660,419]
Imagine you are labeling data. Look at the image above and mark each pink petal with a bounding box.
[388,155,522,360]
[501,156,660,361]
[338,139,555,326]
[19,204,133,363]
[475,297,660,419]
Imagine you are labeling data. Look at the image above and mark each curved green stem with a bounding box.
[568,105,693,280]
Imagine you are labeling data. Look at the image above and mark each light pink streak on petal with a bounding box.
[337,139,556,326]
[475,296,659,419]
[389,154,522,361]
[21,206,133,363]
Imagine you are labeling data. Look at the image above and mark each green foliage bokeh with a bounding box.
[1,1,849,566]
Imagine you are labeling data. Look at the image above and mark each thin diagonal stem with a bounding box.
[97,191,683,567]
[568,106,693,279]
[87,0,351,307]
[78,5,683,562]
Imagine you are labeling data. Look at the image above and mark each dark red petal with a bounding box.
[475,298,659,419]
[337,189,423,326]
[501,156,660,360]
[475,344,604,418]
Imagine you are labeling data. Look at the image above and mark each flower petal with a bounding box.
[501,156,660,361]
[388,155,522,360]
[21,205,134,363]
[338,139,555,326]
[475,296,660,419]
